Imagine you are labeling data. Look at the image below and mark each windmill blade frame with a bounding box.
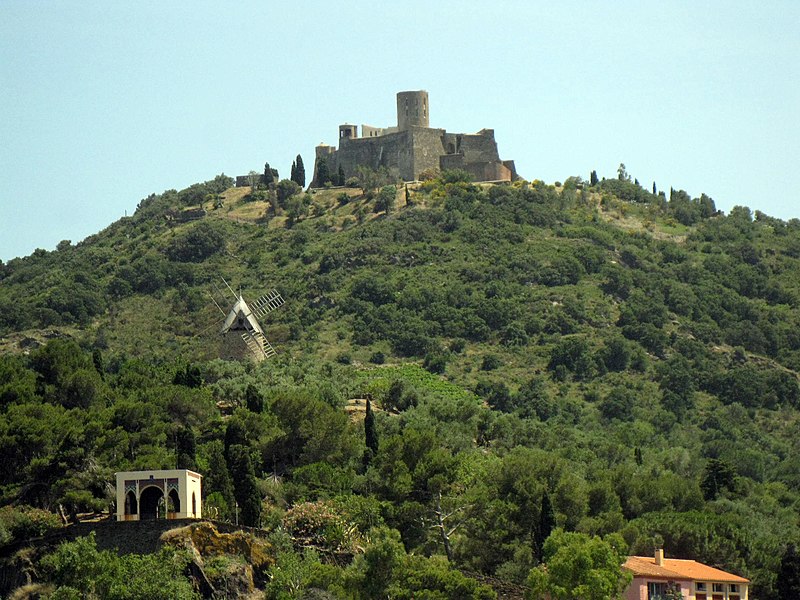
[251,289,285,319]
[212,278,286,362]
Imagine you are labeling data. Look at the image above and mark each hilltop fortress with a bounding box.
[312,91,518,186]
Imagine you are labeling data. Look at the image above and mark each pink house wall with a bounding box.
[625,577,691,600]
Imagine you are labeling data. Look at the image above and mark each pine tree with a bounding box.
[294,154,306,187]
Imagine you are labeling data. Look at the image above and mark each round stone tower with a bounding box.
[396,90,429,131]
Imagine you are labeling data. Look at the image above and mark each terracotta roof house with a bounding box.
[624,549,749,600]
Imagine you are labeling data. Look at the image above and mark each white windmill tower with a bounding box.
[209,279,286,362]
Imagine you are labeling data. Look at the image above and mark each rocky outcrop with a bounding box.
[161,521,274,598]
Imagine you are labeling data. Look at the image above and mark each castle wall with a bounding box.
[326,130,417,182]
[409,127,447,179]
[458,130,501,164]
[311,91,518,186]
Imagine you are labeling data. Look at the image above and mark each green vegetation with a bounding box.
[1,171,800,598]
[41,533,198,599]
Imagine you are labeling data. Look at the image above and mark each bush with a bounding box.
[0,505,62,542]
[441,169,473,184]
[375,186,397,214]
[166,221,226,262]
[423,351,448,374]
[481,354,502,371]
[276,179,302,207]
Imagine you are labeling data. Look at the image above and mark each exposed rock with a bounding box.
[161,521,274,598]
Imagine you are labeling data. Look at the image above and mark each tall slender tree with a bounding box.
[536,490,556,562]
[365,398,379,456]
[316,159,330,187]
[263,162,275,186]
[227,444,261,526]
[294,154,306,187]
[175,427,196,470]
[778,544,800,599]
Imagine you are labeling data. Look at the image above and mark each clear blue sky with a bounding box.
[1,1,798,260]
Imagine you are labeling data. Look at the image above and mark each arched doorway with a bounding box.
[139,486,164,520]
[124,490,138,519]
[167,488,180,518]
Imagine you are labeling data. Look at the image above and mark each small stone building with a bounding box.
[115,469,202,521]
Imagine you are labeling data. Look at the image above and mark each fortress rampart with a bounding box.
[312,91,517,186]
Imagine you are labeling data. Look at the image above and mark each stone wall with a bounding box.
[409,127,447,180]
[317,130,416,184]
[458,130,501,164]
[310,92,518,185]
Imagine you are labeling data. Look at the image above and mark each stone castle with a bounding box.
[312,91,517,186]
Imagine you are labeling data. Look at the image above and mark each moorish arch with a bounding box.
[115,469,202,521]
[139,485,163,520]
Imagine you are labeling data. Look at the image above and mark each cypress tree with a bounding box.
[176,427,197,470]
[337,164,346,186]
[590,170,599,186]
[290,160,296,185]
[535,490,556,562]
[224,420,248,461]
[778,544,800,599]
[227,444,261,527]
[365,398,379,456]
[205,440,235,515]
[316,159,330,186]
[245,383,264,413]
[263,162,275,186]
[295,154,306,187]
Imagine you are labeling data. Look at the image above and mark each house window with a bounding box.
[647,582,666,599]
[713,583,724,592]
[729,584,739,593]
[696,582,706,591]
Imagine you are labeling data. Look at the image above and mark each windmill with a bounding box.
[208,279,286,362]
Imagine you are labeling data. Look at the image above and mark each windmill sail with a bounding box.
[218,289,284,362]
[251,289,285,318]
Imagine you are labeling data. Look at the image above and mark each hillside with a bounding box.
[1,171,800,598]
